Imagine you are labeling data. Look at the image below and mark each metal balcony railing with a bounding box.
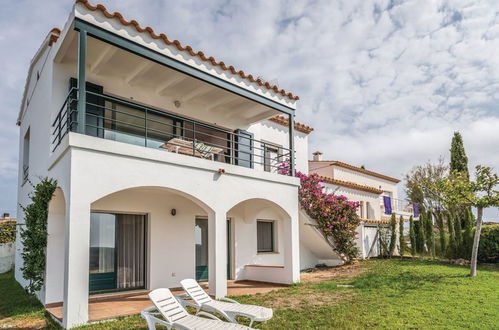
[51,89,294,174]
[380,196,417,216]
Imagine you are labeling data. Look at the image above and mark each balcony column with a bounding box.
[288,113,295,175]
[208,209,227,298]
[76,29,87,134]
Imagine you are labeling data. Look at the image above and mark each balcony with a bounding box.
[52,88,293,174]
[380,196,419,218]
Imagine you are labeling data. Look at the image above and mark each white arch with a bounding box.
[90,185,214,214]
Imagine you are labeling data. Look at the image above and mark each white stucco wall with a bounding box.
[247,120,309,174]
[0,243,15,274]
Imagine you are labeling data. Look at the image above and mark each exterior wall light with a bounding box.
[171,209,176,216]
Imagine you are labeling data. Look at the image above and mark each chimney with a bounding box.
[313,151,323,161]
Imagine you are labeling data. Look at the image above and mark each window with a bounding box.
[359,201,364,218]
[263,143,281,173]
[22,128,30,183]
[257,220,275,252]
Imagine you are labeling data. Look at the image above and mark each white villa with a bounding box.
[307,151,419,260]
[14,1,414,328]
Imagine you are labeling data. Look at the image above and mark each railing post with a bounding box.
[77,29,87,134]
[288,113,295,176]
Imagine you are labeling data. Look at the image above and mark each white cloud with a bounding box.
[0,0,498,220]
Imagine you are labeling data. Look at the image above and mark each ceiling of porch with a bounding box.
[55,31,281,130]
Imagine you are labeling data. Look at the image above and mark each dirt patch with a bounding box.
[0,316,48,329]
[263,289,355,310]
[300,261,367,283]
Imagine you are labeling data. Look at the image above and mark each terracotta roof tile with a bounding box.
[75,0,299,101]
[361,218,390,224]
[269,115,314,134]
[48,28,61,46]
[310,160,400,183]
[319,175,383,194]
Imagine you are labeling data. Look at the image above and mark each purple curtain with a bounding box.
[383,196,392,215]
[413,203,420,218]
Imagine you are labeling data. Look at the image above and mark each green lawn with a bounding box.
[1,259,498,329]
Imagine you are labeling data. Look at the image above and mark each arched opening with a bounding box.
[45,187,66,304]
[89,186,213,292]
[227,198,293,284]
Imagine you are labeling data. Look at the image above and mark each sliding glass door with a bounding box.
[89,213,147,293]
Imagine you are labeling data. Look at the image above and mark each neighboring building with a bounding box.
[304,151,418,263]
[15,1,312,327]
[0,213,16,224]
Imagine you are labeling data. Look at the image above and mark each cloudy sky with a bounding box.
[1,0,498,220]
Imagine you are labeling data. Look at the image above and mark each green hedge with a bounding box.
[0,221,16,243]
[478,225,499,263]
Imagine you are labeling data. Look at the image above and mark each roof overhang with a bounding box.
[74,1,297,115]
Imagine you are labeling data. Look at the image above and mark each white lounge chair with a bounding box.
[179,279,273,327]
[142,288,253,330]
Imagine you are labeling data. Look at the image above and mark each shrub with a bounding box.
[436,212,447,257]
[463,208,474,259]
[399,215,406,256]
[447,212,457,258]
[409,216,416,256]
[389,213,397,257]
[296,171,360,262]
[426,210,435,258]
[416,211,426,254]
[20,178,57,294]
[0,221,16,243]
[477,225,499,263]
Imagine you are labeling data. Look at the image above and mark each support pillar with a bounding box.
[283,206,300,283]
[76,29,87,134]
[288,114,295,175]
[62,199,90,328]
[208,210,227,298]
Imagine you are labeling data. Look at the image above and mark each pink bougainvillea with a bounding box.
[296,171,360,262]
[278,159,361,262]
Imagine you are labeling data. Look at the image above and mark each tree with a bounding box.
[437,166,499,276]
[409,216,416,257]
[426,209,436,258]
[454,212,463,257]
[449,132,469,180]
[462,208,474,259]
[436,211,447,257]
[389,213,397,257]
[416,211,426,254]
[399,215,406,256]
[447,212,457,258]
[405,159,448,211]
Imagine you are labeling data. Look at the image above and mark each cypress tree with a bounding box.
[462,208,474,259]
[425,209,435,258]
[454,212,463,257]
[399,215,406,256]
[436,211,447,257]
[416,211,426,254]
[447,212,457,258]
[409,215,416,257]
[449,131,469,179]
[389,213,397,257]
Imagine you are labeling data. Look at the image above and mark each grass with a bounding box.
[1,259,498,329]
[0,271,59,329]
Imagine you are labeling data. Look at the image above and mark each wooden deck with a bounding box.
[46,280,287,322]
